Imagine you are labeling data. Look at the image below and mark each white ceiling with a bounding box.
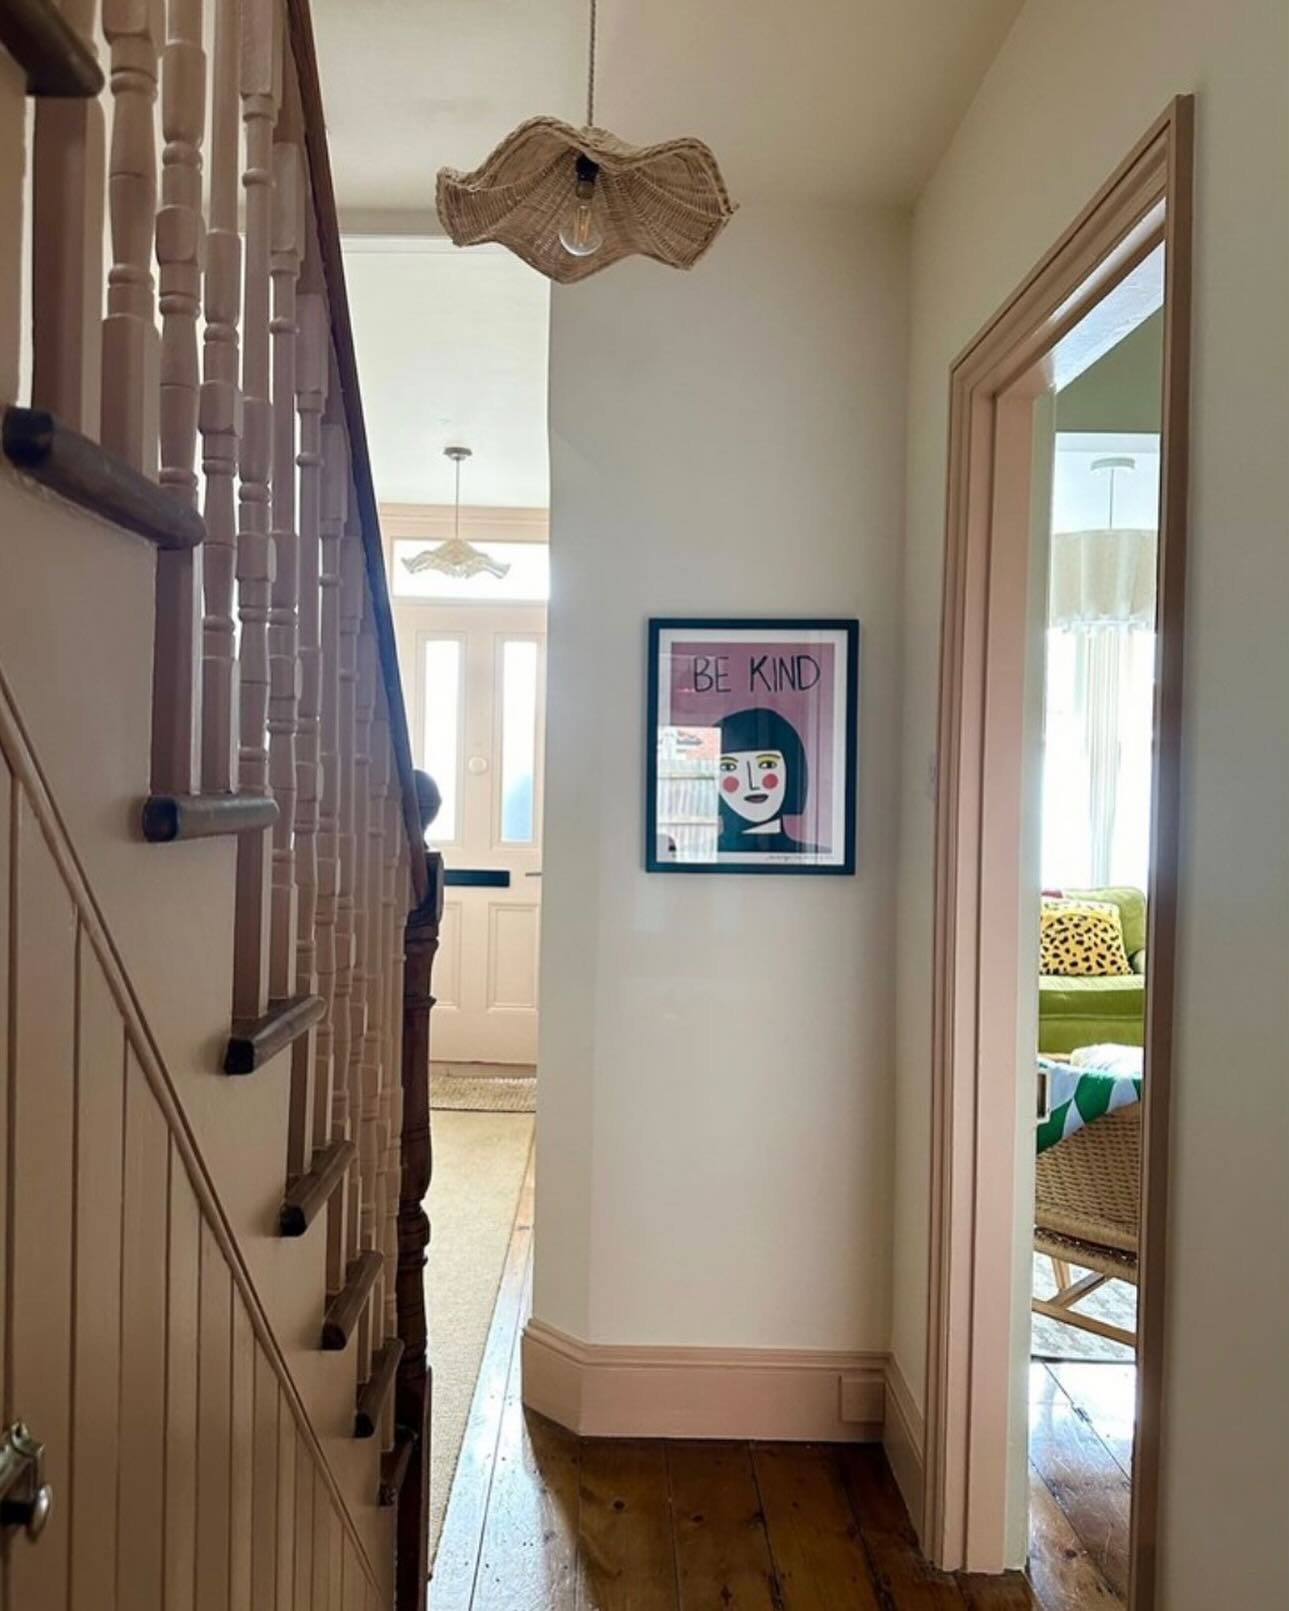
[312,1,1024,219]
[322,1,1025,509]
[343,238,551,508]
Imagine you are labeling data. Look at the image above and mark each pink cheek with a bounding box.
[721,777,740,794]
[762,773,780,790]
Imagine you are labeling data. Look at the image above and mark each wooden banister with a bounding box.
[224,991,326,1076]
[355,1338,403,1440]
[322,1248,383,1351]
[140,791,279,843]
[279,1136,356,1237]
[2,406,204,549]
[0,0,103,96]
[283,0,428,905]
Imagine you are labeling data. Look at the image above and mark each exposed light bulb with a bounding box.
[558,154,604,258]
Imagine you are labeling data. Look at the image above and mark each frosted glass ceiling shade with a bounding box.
[435,116,736,286]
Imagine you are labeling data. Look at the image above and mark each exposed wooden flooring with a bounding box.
[433,1159,1131,1610]
[1028,1362,1133,1608]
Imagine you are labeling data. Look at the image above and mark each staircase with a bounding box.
[0,2,439,1605]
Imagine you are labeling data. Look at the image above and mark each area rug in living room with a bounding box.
[1030,1252,1137,1363]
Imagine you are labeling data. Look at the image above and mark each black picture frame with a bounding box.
[645,617,860,875]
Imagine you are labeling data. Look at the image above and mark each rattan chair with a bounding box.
[1033,1103,1140,1349]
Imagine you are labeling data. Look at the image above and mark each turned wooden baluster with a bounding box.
[233,0,280,1017]
[381,763,407,1446]
[316,412,347,1294]
[199,0,243,793]
[288,263,327,1179]
[32,0,105,434]
[359,702,390,1386]
[153,0,206,793]
[397,793,442,1611]
[267,118,305,1026]
[330,508,364,1292]
[381,747,402,1323]
[348,624,376,1364]
[158,0,204,507]
[101,0,162,473]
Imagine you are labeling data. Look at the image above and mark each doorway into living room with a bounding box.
[923,100,1192,1611]
[1027,254,1165,1609]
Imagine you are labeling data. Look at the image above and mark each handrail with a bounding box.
[285,0,428,906]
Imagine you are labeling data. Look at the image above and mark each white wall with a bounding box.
[536,203,908,1351]
[891,0,1289,1600]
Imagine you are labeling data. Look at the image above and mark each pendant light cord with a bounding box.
[454,453,462,540]
[586,0,597,126]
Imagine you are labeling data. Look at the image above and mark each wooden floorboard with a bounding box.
[467,1265,584,1611]
[751,1443,882,1611]
[576,1439,679,1611]
[838,1444,969,1610]
[431,1142,535,1609]
[667,1442,782,1611]
[1042,1363,1135,1478]
[1026,1470,1123,1610]
[958,1570,1039,1610]
[1029,1374,1132,1601]
[431,1152,1139,1611]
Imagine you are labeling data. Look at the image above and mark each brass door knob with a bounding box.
[0,1422,53,1540]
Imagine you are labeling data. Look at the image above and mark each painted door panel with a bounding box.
[397,603,545,1064]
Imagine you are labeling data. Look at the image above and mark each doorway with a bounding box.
[401,600,546,1068]
[1026,259,1165,1607]
[923,99,1192,1609]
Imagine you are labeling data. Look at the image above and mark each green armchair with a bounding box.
[1038,885,1147,1055]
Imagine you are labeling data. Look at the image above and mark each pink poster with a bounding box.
[647,620,858,873]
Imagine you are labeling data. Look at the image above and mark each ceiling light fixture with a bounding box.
[401,447,511,583]
[435,0,736,285]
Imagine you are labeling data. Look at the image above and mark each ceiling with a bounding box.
[343,238,551,508]
[312,1,1024,220]
[321,1,1024,509]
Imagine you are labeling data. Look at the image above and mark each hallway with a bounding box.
[429,1158,1097,1611]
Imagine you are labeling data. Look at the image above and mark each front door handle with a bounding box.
[0,1422,53,1540]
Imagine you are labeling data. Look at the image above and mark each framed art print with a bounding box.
[646,618,859,874]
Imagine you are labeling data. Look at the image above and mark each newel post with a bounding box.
[394,783,441,1611]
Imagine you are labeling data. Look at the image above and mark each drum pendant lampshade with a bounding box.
[434,3,736,284]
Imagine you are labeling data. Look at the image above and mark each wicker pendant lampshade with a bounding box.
[435,2,736,285]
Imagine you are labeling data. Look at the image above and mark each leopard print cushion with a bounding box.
[1039,898,1132,977]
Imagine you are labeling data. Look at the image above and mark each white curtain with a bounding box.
[1041,526,1157,890]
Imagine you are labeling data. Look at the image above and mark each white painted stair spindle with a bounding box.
[199,0,244,794]
[233,0,280,1018]
[153,0,207,793]
[32,0,105,434]
[101,0,162,473]
[289,259,327,1177]
[267,122,305,1005]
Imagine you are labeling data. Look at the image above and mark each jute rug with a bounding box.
[431,1062,536,1114]
[427,1111,535,1564]
[1030,1252,1137,1363]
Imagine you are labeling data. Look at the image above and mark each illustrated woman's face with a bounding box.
[719,749,787,823]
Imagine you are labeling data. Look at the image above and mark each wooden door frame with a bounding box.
[923,97,1193,1604]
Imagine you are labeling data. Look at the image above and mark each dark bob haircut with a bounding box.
[717,706,809,816]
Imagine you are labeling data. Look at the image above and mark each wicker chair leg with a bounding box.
[1032,1294,1136,1350]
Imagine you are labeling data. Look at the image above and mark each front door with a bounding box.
[400,604,546,1065]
